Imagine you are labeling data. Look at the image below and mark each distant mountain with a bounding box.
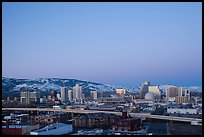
[2,77,115,98]
[2,77,137,98]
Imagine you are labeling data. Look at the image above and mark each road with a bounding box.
[2,107,202,123]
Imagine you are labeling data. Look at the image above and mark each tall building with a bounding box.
[166,86,182,100]
[116,89,126,95]
[148,86,160,97]
[178,87,182,96]
[90,91,97,100]
[185,89,190,101]
[68,90,73,101]
[73,84,83,100]
[20,91,40,104]
[139,82,150,99]
[60,87,68,103]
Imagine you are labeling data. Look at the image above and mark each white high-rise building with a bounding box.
[61,87,68,103]
[68,90,73,101]
[73,84,83,100]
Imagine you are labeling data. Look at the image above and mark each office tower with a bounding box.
[73,84,83,100]
[116,89,126,95]
[139,82,150,99]
[61,87,68,103]
[20,91,40,104]
[166,86,182,100]
[68,90,73,101]
[178,87,182,96]
[185,89,190,101]
[148,86,160,97]
[90,91,98,100]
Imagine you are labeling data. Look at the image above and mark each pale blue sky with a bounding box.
[2,2,202,87]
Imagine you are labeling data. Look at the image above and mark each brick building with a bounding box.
[74,113,117,129]
[112,112,143,131]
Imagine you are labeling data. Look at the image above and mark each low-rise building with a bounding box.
[112,112,143,131]
[175,96,188,104]
[31,115,58,126]
[30,123,73,135]
[74,113,117,129]
[167,108,198,114]
[116,89,126,95]
[2,119,39,135]
[97,97,126,104]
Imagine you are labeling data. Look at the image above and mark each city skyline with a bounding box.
[2,2,202,87]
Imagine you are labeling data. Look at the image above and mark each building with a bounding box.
[20,91,40,104]
[2,122,39,135]
[112,111,143,131]
[185,89,190,101]
[30,123,73,135]
[73,84,83,100]
[166,86,182,101]
[167,108,198,114]
[148,86,160,99]
[144,92,156,100]
[124,95,133,103]
[31,113,71,126]
[31,115,58,126]
[168,97,176,102]
[90,91,98,100]
[133,94,140,99]
[97,97,126,104]
[39,96,47,104]
[175,96,188,104]
[2,115,39,135]
[68,90,73,101]
[116,89,126,95]
[57,93,60,100]
[60,87,68,103]
[73,84,84,103]
[139,82,150,99]
[74,114,88,128]
[74,113,116,129]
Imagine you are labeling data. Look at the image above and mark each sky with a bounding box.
[2,2,202,87]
